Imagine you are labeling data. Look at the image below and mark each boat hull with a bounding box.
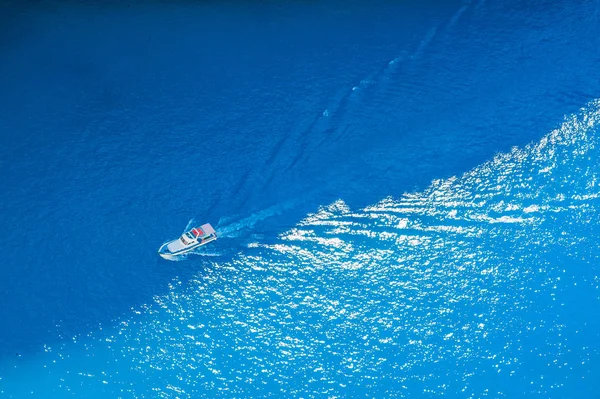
[158,235,217,258]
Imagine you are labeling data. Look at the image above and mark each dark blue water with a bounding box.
[1,0,599,397]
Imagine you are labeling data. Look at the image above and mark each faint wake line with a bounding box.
[216,200,300,238]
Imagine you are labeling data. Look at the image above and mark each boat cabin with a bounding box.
[180,224,216,246]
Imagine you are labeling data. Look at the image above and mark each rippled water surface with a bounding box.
[1,0,599,397]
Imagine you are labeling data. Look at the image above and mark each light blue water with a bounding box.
[1,0,599,397]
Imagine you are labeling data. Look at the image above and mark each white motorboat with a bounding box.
[158,223,217,258]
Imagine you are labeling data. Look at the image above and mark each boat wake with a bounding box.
[215,200,299,238]
[160,250,223,262]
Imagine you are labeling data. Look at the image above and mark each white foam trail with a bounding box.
[216,200,299,238]
[159,249,222,262]
[159,253,185,262]
[413,26,438,59]
[448,1,472,29]
[185,250,222,257]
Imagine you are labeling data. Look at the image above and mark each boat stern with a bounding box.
[200,223,217,237]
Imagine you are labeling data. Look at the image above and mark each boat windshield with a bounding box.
[185,232,196,240]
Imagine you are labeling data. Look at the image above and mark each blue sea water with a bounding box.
[1,0,600,397]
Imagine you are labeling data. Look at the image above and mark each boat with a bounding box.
[158,223,217,258]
